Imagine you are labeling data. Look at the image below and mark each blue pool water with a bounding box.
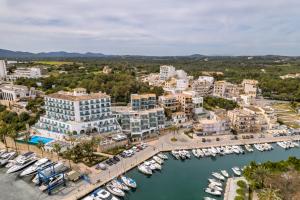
[28,136,54,144]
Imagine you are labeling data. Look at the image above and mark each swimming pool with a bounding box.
[28,136,54,145]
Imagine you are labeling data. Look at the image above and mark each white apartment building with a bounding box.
[172,112,187,125]
[0,60,7,80]
[0,84,36,101]
[213,81,240,99]
[192,76,214,96]
[176,79,189,91]
[176,70,188,79]
[198,76,214,83]
[242,79,258,98]
[112,106,165,137]
[197,110,230,135]
[177,91,203,119]
[159,65,176,81]
[35,88,120,137]
[6,67,43,81]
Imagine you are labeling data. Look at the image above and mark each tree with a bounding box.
[37,141,45,156]
[19,112,30,122]
[258,188,282,200]
[53,143,61,160]
[0,121,8,150]
[8,128,18,151]
[251,166,270,188]
[24,132,31,151]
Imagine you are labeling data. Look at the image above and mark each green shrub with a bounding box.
[234,195,245,200]
[237,180,247,188]
[236,188,245,196]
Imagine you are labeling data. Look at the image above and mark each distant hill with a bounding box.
[0,48,298,60]
[0,49,105,58]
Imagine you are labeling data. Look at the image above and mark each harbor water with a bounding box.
[122,145,300,200]
[0,145,299,200]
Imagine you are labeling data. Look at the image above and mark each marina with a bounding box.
[81,142,300,200]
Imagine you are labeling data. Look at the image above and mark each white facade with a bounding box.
[0,84,36,101]
[176,79,189,91]
[6,67,43,81]
[198,76,214,83]
[112,106,165,137]
[35,88,120,136]
[159,65,176,81]
[176,70,187,79]
[0,60,7,79]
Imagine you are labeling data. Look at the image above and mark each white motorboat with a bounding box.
[208,182,223,191]
[178,150,186,159]
[212,172,225,181]
[111,179,129,191]
[192,149,199,158]
[203,197,217,200]
[20,158,51,177]
[121,176,137,188]
[153,156,164,164]
[0,149,7,156]
[106,184,125,197]
[0,151,17,166]
[171,150,180,159]
[144,161,156,170]
[32,162,66,184]
[197,149,204,157]
[138,164,152,175]
[221,170,229,178]
[245,144,254,152]
[149,159,161,170]
[6,152,35,168]
[93,188,119,200]
[7,152,37,174]
[183,150,191,159]
[39,173,64,191]
[232,167,241,176]
[208,178,223,187]
[205,188,221,196]
[157,153,168,160]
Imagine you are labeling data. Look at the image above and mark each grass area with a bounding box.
[102,145,133,155]
[34,61,75,66]
[272,103,300,128]
[62,153,107,167]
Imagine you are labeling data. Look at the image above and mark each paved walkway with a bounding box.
[62,133,300,200]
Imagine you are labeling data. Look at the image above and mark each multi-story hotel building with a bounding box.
[0,84,36,101]
[241,79,258,98]
[0,60,7,80]
[192,76,214,96]
[112,106,165,137]
[131,93,156,111]
[176,91,203,119]
[213,81,240,99]
[35,88,120,136]
[159,65,176,81]
[158,94,180,112]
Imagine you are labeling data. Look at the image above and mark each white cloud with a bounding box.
[0,0,299,55]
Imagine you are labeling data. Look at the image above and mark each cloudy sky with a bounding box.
[0,0,299,56]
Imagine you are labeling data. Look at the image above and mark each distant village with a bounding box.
[0,60,291,146]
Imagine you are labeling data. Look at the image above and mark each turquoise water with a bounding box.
[114,145,300,200]
[28,136,54,145]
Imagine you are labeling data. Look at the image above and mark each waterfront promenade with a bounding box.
[63,132,300,200]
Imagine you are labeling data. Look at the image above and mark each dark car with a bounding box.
[105,159,113,166]
[119,152,126,158]
[110,158,117,164]
[113,156,120,162]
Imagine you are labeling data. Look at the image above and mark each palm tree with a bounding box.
[251,166,270,188]
[53,143,61,160]
[64,149,72,169]
[8,128,18,152]
[24,132,31,151]
[258,188,282,200]
[37,141,45,156]
[169,125,179,138]
[0,121,8,150]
